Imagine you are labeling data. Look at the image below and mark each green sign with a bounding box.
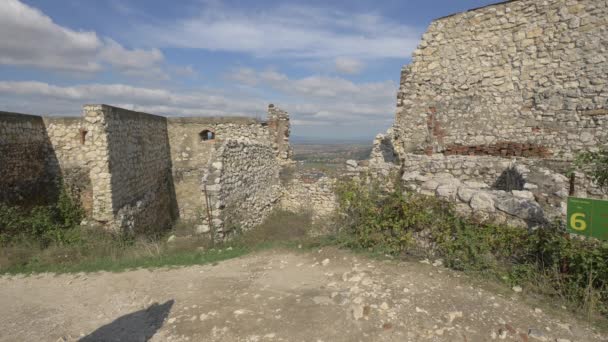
[567,197,608,240]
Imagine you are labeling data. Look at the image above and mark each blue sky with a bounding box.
[0,0,499,140]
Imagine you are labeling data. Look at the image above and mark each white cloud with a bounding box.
[99,38,164,71]
[0,81,265,117]
[0,0,166,76]
[228,68,259,86]
[335,57,364,75]
[0,73,397,129]
[0,0,101,72]
[226,68,397,125]
[137,4,422,60]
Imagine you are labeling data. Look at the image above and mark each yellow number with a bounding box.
[570,213,587,231]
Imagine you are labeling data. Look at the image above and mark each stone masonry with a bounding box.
[367,0,608,227]
[395,0,607,158]
[0,104,292,237]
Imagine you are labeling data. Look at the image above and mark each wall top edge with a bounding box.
[433,0,519,22]
[167,117,261,124]
[0,111,44,122]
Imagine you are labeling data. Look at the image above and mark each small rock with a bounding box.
[498,328,507,339]
[432,259,443,267]
[528,328,547,341]
[534,308,542,313]
[415,307,429,315]
[446,311,463,324]
[321,259,330,266]
[352,305,364,320]
[512,285,523,293]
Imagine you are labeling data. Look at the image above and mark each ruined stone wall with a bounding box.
[85,105,177,233]
[395,0,607,158]
[2,103,292,236]
[0,111,58,207]
[281,173,336,228]
[203,139,281,239]
[267,104,293,163]
[167,117,273,225]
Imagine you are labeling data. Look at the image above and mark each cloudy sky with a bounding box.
[0,0,497,140]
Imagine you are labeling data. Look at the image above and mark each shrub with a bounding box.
[334,177,608,317]
[0,187,84,247]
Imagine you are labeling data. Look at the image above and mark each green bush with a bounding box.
[0,187,84,247]
[334,177,608,317]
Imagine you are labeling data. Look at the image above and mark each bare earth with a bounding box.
[0,248,605,342]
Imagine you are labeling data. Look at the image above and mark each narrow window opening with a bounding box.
[79,128,88,145]
[199,129,215,141]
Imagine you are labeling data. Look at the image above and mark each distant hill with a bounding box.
[290,135,373,145]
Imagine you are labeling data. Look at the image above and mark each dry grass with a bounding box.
[0,208,316,274]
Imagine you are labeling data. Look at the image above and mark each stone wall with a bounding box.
[89,105,178,234]
[167,117,274,225]
[366,0,608,227]
[395,0,607,159]
[0,111,58,207]
[2,103,292,237]
[203,139,282,239]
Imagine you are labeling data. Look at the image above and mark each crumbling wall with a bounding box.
[202,139,281,239]
[167,117,273,225]
[267,104,293,163]
[0,111,59,207]
[395,0,607,158]
[373,0,608,227]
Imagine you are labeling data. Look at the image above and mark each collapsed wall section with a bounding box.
[280,172,336,233]
[395,0,607,158]
[0,111,59,207]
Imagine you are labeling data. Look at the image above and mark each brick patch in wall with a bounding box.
[444,142,552,158]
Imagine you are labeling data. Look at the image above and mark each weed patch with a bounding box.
[334,177,608,318]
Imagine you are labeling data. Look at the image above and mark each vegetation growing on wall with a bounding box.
[572,149,608,193]
[335,177,608,318]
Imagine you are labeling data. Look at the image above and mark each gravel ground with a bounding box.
[0,247,605,342]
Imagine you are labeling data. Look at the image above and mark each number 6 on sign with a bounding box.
[569,213,587,231]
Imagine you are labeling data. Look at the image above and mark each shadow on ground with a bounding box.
[79,300,174,342]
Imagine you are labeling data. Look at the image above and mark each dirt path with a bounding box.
[0,248,605,342]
